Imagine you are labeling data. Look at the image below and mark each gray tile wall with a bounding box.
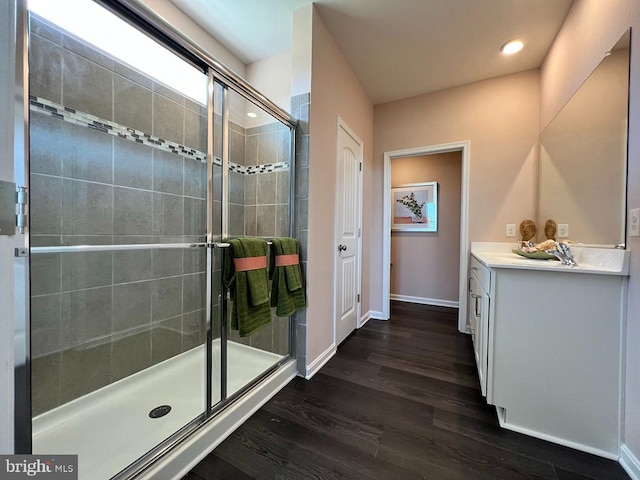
[290,93,310,376]
[28,15,297,414]
[228,121,292,355]
[29,17,208,415]
[229,120,246,237]
[243,123,291,239]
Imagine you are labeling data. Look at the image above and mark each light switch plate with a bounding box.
[630,209,640,237]
[506,224,516,237]
[558,224,569,238]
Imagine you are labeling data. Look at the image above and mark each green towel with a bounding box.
[269,238,306,317]
[223,238,271,337]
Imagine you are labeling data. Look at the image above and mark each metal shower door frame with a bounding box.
[11,0,299,475]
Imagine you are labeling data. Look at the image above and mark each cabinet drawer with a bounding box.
[470,255,491,292]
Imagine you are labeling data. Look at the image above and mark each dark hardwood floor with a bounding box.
[184,301,629,480]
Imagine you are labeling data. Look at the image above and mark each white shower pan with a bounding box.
[32,339,290,480]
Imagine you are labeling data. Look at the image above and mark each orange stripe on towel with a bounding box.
[234,256,267,272]
[275,254,299,267]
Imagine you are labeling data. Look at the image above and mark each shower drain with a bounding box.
[148,405,172,419]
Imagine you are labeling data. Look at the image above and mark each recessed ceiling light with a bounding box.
[501,40,524,55]
[247,112,257,118]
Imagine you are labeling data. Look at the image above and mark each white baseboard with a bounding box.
[359,310,371,328]
[390,294,459,309]
[621,444,640,480]
[305,343,336,379]
[370,310,387,320]
[496,408,618,460]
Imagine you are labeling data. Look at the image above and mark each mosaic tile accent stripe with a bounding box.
[29,96,206,162]
[245,162,290,174]
[29,96,289,174]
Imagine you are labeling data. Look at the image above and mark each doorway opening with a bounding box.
[382,141,470,332]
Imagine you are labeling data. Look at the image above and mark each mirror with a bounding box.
[537,30,630,247]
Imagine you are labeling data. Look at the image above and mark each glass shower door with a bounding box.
[213,83,294,403]
[28,3,215,478]
[26,1,297,477]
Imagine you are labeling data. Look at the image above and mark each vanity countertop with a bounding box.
[471,242,630,276]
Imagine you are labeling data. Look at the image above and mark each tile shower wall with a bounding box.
[227,121,292,354]
[29,16,208,415]
[228,121,246,237]
[243,123,291,239]
[291,92,310,376]
[29,15,296,415]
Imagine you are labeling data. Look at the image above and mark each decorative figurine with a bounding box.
[519,219,537,242]
[545,219,557,240]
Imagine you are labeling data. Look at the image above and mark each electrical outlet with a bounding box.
[558,224,569,238]
[630,208,640,237]
[506,224,516,237]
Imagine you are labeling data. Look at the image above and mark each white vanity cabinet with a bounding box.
[468,256,490,397]
[470,244,629,459]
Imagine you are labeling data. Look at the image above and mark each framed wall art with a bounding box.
[391,182,438,232]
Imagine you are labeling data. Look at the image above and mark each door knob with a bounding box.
[338,244,347,252]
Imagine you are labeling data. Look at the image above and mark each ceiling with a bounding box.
[170,0,574,105]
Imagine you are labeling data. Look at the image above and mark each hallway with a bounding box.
[185,302,629,479]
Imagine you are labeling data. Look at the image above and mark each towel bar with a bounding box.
[213,241,273,249]
[31,240,275,253]
[30,243,206,254]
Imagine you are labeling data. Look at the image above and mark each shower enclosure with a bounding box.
[17,1,298,478]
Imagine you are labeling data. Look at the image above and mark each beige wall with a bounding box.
[246,50,292,127]
[371,70,540,315]
[292,5,312,97]
[140,0,246,78]
[390,153,461,302]
[540,0,640,464]
[539,1,637,129]
[304,6,374,365]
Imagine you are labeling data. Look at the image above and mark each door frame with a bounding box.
[334,117,364,346]
[382,141,470,333]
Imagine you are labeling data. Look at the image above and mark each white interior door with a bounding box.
[335,120,362,345]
